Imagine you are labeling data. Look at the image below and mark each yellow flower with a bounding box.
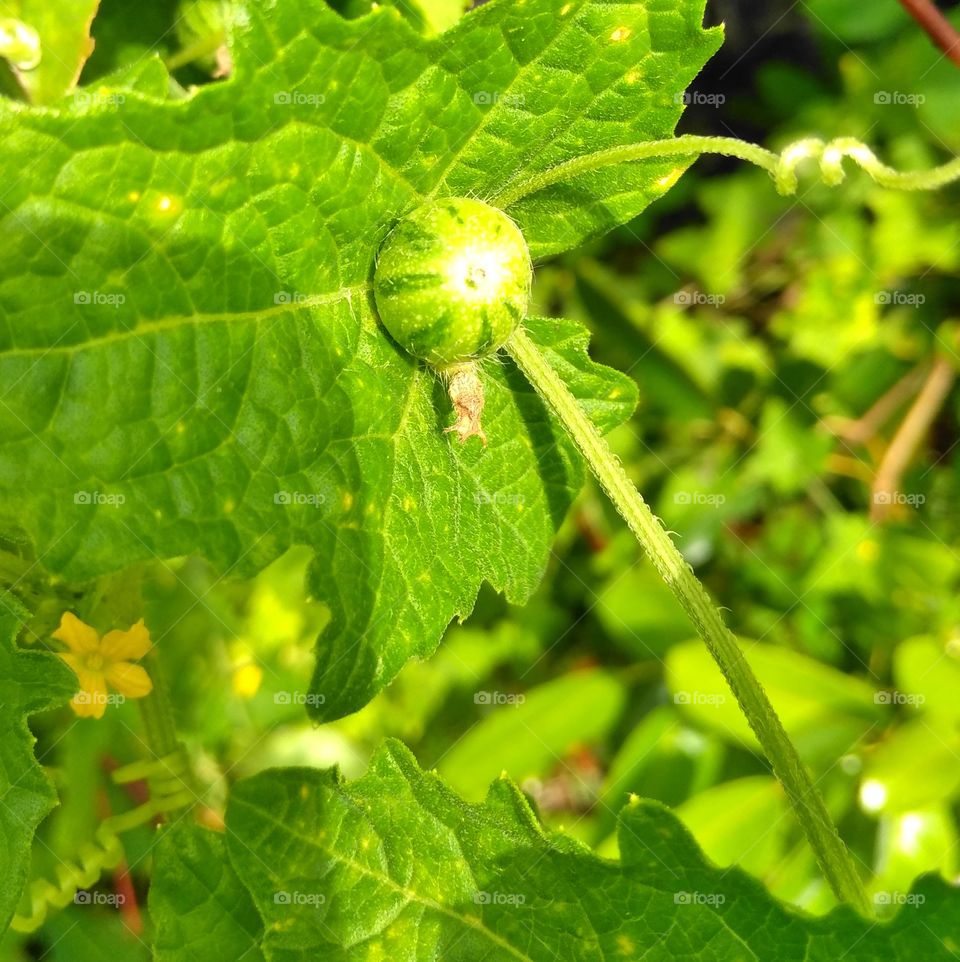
[53,612,153,719]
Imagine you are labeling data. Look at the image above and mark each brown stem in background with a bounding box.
[825,361,930,447]
[897,0,960,67]
[114,862,143,935]
[871,355,955,521]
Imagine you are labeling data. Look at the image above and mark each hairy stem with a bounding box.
[494,135,960,208]
[506,327,872,915]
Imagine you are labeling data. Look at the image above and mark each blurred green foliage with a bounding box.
[4,1,960,956]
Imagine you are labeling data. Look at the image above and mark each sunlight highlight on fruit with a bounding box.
[373,198,531,368]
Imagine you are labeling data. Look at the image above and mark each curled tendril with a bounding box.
[771,136,960,195]
[493,135,960,209]
[10,750,193,933]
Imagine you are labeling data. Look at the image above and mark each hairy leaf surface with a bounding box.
[150,823,265,962]
[0,0,718,718]
[0,595,75,931]
[157,741,960,960]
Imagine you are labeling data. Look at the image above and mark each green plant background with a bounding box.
[2,0,960,958]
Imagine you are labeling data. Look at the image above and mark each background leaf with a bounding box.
[666,639,884,763]
[437,668,626,801]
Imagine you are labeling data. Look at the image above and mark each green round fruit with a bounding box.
[373,198,532,368]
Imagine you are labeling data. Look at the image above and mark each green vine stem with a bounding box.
[506,327,872,916]
[493,134,960,208]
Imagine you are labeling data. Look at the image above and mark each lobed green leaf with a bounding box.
[150,823,265,962]
[0,594,75,932]
[0,0,718,718]
[149,740,960,960]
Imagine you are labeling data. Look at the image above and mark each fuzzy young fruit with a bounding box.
[373,198,532,369]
